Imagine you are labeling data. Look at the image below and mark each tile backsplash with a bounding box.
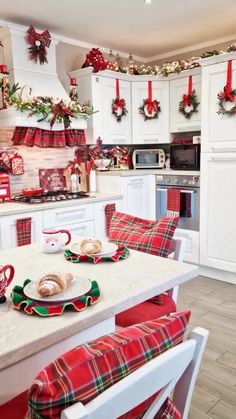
[0,128,79,195]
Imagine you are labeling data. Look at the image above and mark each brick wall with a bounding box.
[0,128,79,195]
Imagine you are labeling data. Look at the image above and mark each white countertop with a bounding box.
[0,242,198,370]
[97,169,200,177]
[0,193,122,216]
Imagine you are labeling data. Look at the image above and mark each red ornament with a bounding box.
[82,48,108,73]
[27,25,51,65]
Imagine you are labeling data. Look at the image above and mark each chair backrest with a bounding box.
[168,237,186,261]
[61,327,208,419]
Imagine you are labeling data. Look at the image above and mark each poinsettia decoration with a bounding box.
[112,79,128,122]
[139,81,161,121]
[82,48,108,73]
[179,76,200,119]
[217,60,236,116]
[26,25,51,65]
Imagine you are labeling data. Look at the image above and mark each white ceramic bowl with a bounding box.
[93,159,111,170]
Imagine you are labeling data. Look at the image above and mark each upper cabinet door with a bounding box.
[131,81,170,144]
[201,59,236,152]
[170,74,201,133]
[101,77,132,145]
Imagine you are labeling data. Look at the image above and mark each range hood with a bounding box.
[0,25,87,130]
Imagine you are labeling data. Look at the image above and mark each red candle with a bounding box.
[70,77,77,86]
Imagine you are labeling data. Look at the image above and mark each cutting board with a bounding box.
[39,169,66,192]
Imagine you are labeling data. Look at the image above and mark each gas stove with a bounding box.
[13,191,92,204]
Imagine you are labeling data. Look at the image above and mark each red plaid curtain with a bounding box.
[12,127,86,148]
[16,218,32,246]
[105,203,116,236]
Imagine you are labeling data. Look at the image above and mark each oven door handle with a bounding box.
[156,188,196,194]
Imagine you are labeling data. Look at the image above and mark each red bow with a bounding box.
[182,94,192,107]
[219,86,235,102]
[50,101,73,128]
[114,98,125,111]
[145,99,157,115]
[27,25,51,48]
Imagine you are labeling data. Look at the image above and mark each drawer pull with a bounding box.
[55,208,86,216]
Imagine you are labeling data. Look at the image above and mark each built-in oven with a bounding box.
[170,144,200,171]
[156,174,200,231]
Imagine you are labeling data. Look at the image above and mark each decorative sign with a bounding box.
[39,169,66,191]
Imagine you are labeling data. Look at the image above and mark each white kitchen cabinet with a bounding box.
[43,204,94,229]
[96,174,156,220]
[200,152,236,272]
[132,80,169,144]
[201,55,236,152]
[0,210,43,250]
[170,71,201,133]
[70,68,132,144]
[174,229,199,264]
[94,199,122,241]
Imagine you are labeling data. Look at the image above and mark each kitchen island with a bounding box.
[0,241,198,403]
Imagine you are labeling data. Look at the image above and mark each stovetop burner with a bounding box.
[13,191,91,204]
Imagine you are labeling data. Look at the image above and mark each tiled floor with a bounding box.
[178,276,236,419]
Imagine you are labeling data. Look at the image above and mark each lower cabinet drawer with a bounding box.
[62,221,95,238]
[43,204,94,228]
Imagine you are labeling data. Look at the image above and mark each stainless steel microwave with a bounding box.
[170,144,200,170]
[132,149,166,169]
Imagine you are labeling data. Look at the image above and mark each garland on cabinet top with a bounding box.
[4,83,93,129]
[217,60,236,116]
[81,44,236,77]
[139,81,161,121]
[26,25,51,65]
[112,79,128,122]
[178,75,200,119]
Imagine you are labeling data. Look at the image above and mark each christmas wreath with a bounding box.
[112,79,128,122]
[179,76,200,119]
[139,81,161,121]
[27,25,51,65]
[217,60,236,116]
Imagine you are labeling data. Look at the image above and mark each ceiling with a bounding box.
[0,0,236,60]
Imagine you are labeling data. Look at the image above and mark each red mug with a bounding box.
[41,229,71,253]
[0,264,15,303]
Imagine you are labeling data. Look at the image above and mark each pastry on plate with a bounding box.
[80,238,102,255]
[37,272,73,297]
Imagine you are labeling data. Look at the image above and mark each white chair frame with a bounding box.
[167,237,186,303]
[62,327,208,419]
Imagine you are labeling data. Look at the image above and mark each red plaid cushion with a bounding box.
[28,311,191,418]
[109,212,179,258]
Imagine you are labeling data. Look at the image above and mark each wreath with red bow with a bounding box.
[27,25,51,65]
[179,90,199,119]
[112,79,128,122]
[139,81,161,121]
[217,61,236,116]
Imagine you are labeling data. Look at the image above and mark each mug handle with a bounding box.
[1,265,15,287]
[59,230,71,246]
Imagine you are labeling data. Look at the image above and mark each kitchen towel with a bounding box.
[16,217,32,247]
[64,245,130,264]
[105,203,116,235]
[11,279,100,316]
[180,192,192,218]
[167,188,181,217]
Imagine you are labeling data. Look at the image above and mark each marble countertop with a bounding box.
[0,193,122,216]
[0,242,198,370]
[97,169,200,176]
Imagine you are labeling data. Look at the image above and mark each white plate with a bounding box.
[23,275,92,303]
[70,241,118,257]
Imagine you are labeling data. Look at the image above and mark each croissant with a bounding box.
[80,239,102,255]
[37,272,73,297]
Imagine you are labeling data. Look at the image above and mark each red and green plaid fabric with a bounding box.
[28,310,191,418]
[11,279,100,316]
[119,397,181,419]
[16,217,32,247]
[109,212,178,258]
[167,188,181,217]
[64,245,130,264]
[105,202,116,235]
[12,127,86,148]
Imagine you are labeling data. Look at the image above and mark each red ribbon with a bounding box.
[27,25,51,48]
[114,98,125,111]
[116,79,120,98]
[226,60,232,91]
[182,76,193,107]
[145,81,157,114]
[188,75,193,95]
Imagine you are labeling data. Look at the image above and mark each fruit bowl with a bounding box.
[93,159,111,171]
[22,187,44,197]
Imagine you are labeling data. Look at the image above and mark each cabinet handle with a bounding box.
[112,139,125,143]
[130,178,143,183]
[211,147,236,152]
[210,156,236,162]
[55,208,86,216]
[156,188,195,194]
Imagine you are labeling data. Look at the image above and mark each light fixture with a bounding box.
[144,0,152,4]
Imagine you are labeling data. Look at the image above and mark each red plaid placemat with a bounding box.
[16,217,32,246]
[64,246,130,264]
[105,203,116,235]
[11,279,100,316]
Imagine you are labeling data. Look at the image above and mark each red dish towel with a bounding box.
[180,192,192,218]
[167,189,181,217]
[16,217,32,247]
[105,203,116,236]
